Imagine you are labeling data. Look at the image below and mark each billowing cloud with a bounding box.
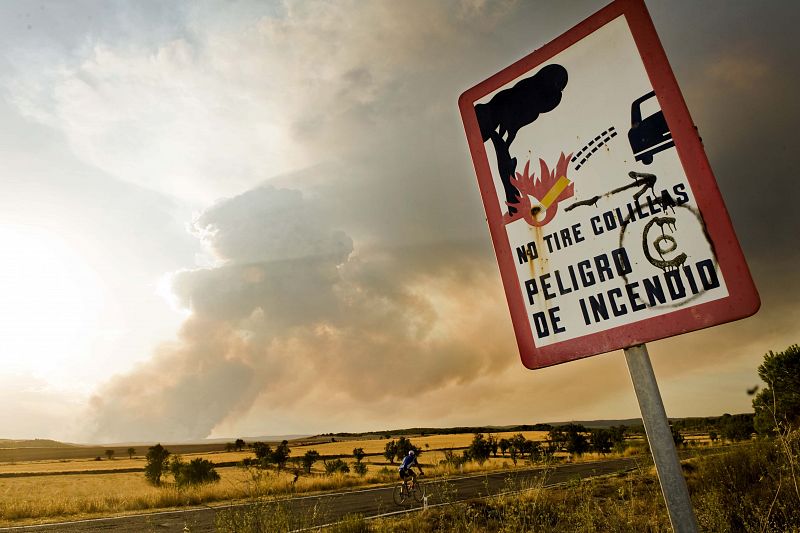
[89,185,517,441]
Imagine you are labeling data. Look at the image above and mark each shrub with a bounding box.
[252,442,273,465]
[466,433,492,465]
[692,435,800,531]
[173,457,221,486]
[352,447,366,463]
[441,449,468,468]
[324,459,350,475]
[352,462,368,476]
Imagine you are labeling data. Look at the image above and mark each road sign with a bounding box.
[459,0,759,370]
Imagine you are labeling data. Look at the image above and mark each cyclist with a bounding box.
[398,450,424,489]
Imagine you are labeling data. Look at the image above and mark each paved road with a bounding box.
[1,456,644,532]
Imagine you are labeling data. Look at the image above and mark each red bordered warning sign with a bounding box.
[458,0,759,369]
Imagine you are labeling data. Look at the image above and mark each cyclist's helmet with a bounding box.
[408,450,415,456]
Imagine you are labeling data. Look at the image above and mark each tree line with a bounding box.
[140,343,800,488]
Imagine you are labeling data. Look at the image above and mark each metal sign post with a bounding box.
[625,343,697,532]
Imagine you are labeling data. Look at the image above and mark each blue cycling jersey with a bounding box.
[399,454,417,470]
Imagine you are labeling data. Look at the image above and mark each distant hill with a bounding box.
[203,435,309,445]
[90,435,311,448]
[315,418,693,438]
[316,415,754,439]
[0,439,78,449]
[552,418,643,429]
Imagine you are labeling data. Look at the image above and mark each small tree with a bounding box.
[467,433,492,465]
[720,414,754,442]
[235,438,246,451]
[105,449,115,460]
[252,442,274,467]
[144,444,171,486]
[591,428,613,454]
[709,430,718,443]
[225,442,234,452]
[610,425,627,453]
[671,427,685,447]
[487,434,499,457]
[548,427,567,452]
[753,344,800,434]
[302,450,320,474]
[127,447,136,459]
[505,434,528,465]
[384,440,398,464]
[521,439,541,462]
[498,438,510,456]
[561,424,589,457]
[352,447,366,463]
[509,433,527,457]
[394,437,419,461]
[509,445,519,466]
[273,440,291,470]
[353,461,368,476]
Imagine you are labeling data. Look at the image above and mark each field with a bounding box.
[0,441,230,463]
[303,433,800,533]
[0,464,394,524]
[0,431,551,478]
[0,429,717,526]
[215,431,800,533]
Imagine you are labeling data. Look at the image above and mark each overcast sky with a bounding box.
[0,0,796,443]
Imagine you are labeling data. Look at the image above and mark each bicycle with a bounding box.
[392,476,425,506]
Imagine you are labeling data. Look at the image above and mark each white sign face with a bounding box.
[459,0,759,369]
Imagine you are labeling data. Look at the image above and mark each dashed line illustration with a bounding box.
[571,126,618,171]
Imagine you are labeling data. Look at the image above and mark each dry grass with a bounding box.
[314,471,672,533]
[0,465,397,526]
[0,452,537,525]
[310,436,800,533]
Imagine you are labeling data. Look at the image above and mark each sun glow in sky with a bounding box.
[0,225,104,384]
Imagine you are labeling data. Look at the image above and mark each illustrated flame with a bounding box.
[506,152,574,227]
